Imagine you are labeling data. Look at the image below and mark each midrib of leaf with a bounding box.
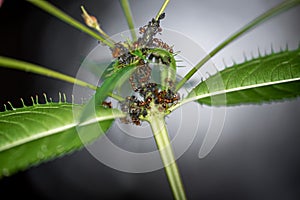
[0,123,76,152]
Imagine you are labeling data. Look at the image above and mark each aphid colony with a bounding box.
[110,13,173,65]
[82,9,179,125]
[120,82,180,126]
[113,14,179,125]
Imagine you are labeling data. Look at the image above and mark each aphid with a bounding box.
[152,38,173,53]
[158,12,165,20]
[129,64,152,90]
[139,26,146,34]
[142,109,148,117]
[120,117,130,124]
[120,81,179,126]
[137,13,165,47]
[102,101,112,108]
[112,47,121,58]
[164,78,174,88]
[132,41,140,50]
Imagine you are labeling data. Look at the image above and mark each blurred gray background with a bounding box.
[0,0,300,199]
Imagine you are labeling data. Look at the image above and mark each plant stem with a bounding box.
[175,0,300,91]
[28,0,115,48]
[148,113,187,200]
[120,0,137,41]
[155,0,170,21]
[0,56,124,101]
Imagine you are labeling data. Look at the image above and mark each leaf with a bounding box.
[175,0,300,91]
[148,48,177,90]
[79,62,136,123]
[95,61,137,104]
[0,102,125,178]
[188,47,300,106]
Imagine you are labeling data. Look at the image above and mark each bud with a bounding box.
[81,6,100,30]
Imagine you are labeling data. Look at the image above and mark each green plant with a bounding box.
[0,0,299,199]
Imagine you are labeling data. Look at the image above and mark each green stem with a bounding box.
[0,56,96,90]
[175,0,300,91]
[120,0,137,41]
[28,0,115,48]
[0,56,124,101]
[148,113,187,200]
[155,0,170,21]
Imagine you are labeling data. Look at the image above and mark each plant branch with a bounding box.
[0,56,124,101]
[155,0,170,20]
[120,0,137,41]
[28,0,115,48]
[175,0,300,91]
[148,113,187,200]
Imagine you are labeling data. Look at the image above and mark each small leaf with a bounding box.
[95,61,137,104]
[147,48,177,90]
[188,47,300,106]
[79,62,136,123]
[0,102,124,178]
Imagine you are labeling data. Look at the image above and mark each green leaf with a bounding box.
[147,48,177,90]
[101,60,121,78]
[0,102,124,178]
[79,62,136,123]
[96,61,137,104]
[176,0,300,91]
[187,47,300,106]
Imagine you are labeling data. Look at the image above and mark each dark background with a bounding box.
[0,0,300,199]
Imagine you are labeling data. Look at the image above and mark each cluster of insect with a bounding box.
[82,8,180,125]
[120,83,180,125]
